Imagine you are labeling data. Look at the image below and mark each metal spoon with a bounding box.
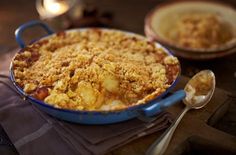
[146,70,216,155]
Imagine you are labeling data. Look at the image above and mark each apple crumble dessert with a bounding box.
[13,29,180,111]
[168,13,233,49]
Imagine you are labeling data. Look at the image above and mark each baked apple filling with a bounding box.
[13,29,180,111]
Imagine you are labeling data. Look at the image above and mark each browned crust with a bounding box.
[13,29,180,111]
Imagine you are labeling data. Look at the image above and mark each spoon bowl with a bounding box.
[146,70,216,155]
[183,70,216,109]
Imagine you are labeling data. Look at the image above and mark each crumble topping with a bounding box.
[168,13,233,49]
[13,29,179,111]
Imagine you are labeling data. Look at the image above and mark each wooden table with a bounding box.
[0,0,236,155]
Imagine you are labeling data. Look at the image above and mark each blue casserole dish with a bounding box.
[10,20,186,124]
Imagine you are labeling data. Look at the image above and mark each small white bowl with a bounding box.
[145,1,236,60]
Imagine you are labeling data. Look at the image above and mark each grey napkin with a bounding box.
[0,76,173,155]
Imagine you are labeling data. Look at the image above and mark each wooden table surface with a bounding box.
[0,0,236,155]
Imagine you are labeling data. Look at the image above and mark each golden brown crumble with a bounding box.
[13,29,179,111]
[168,13,233,49]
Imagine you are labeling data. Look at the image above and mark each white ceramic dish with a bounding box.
[145,1,236,60]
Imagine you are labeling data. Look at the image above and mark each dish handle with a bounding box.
[140,90,186,118]
[15,20,54,48]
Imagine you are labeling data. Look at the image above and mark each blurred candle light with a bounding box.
[36,0,83,30]
[43,0,69,16]
[43,0,69,17]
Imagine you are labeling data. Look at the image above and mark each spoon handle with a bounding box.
[146,106,190,155]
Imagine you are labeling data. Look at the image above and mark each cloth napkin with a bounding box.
[0,76,173,155]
